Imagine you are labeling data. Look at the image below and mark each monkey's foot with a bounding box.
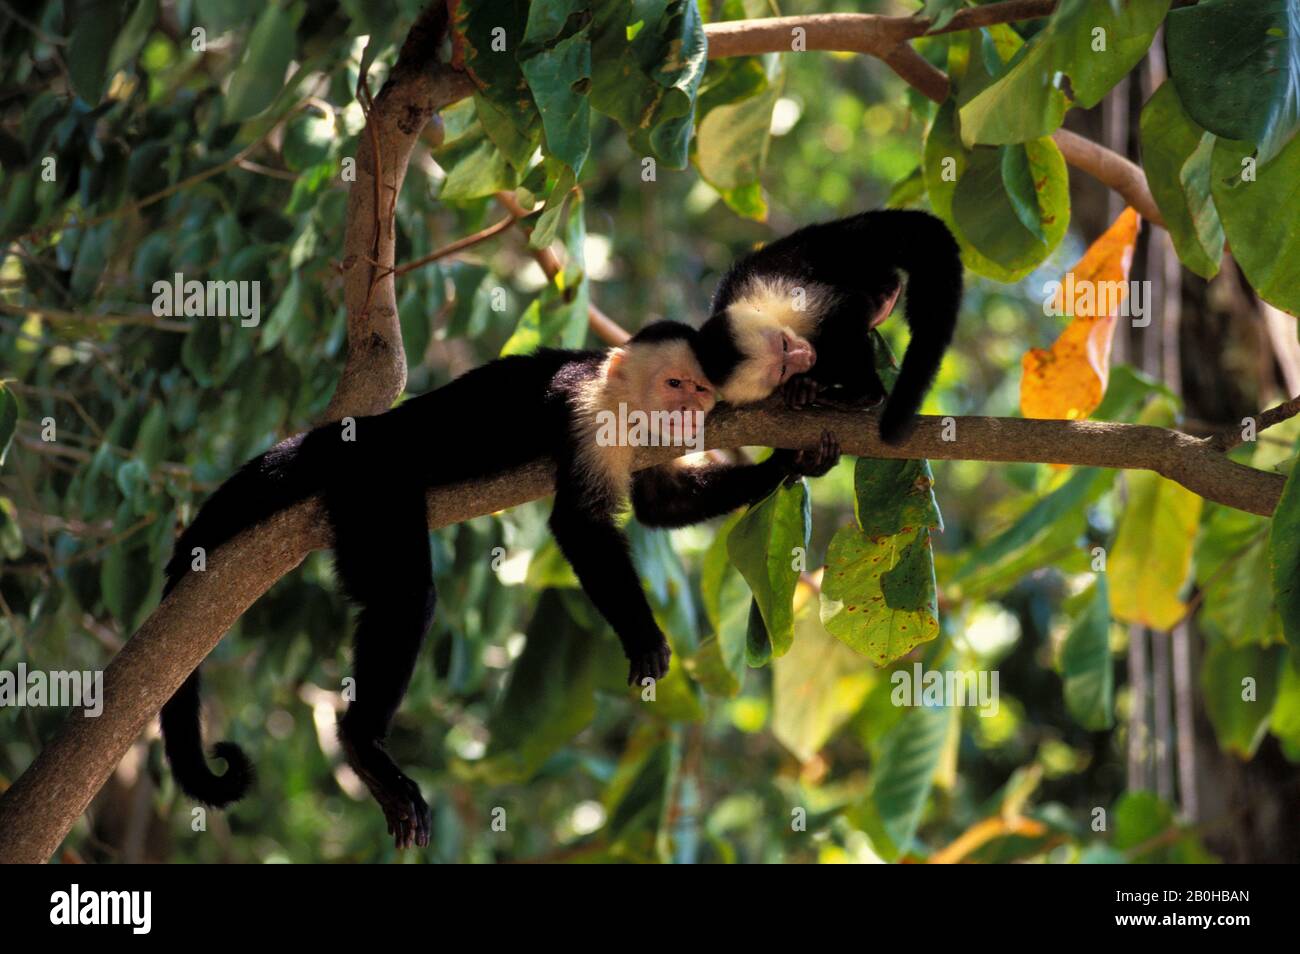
[786,430,841,482]
[627,640,672,686]
[340,733,431,850]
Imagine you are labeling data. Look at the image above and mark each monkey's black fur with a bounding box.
[160,324,837,848]
[695,209,964,443]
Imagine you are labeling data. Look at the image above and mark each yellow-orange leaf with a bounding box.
[1020,207,1142,421]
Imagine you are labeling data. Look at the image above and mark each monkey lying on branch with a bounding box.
[160,321,839,848]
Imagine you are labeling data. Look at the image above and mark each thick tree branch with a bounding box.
[323,4,475,421]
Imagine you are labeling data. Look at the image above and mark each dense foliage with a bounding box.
[1,0,1298,862]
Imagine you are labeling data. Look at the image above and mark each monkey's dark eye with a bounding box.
[696,385,708,393]
[782,337,788,352]
[667,378,681,388]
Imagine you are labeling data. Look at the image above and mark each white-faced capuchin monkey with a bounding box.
[692,210,963,443]
[160,321,839,848]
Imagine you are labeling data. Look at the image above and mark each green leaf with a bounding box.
[451,2,542,170]
[1269,660,1300,761]
[1167,0,1300,166]
[281,112,333,171]
[260,271,302,353]
[1211,131,1300,316]
[0,386,17,467]
[529,163,576,250]
[958,0,1170,146]
[1059,579,1114,730]
[181,318,222,387]
[1201,642,1286,757]
[821,524,939,665]
[772,611,874,762]
[1138,82,1224,279]
[727,481,807,659]
[1270,457,1300,655]
[225,4,298,123]
[68,0,124,104]
[694,60,780,221]
[108,0,159,74]
[854,455,942,537]
[1198,507,1277,647]
[745,598,772,667]
[436,112,518,200]
[924,101,1070,282]
[689,512,748,694]
[921,0,964,33]
[520,2,592,174]
[471,590,622,783]
[954,467,1107,582]
[589,0,707,169]
[869,703,953,857]
[1110,399,1201,630]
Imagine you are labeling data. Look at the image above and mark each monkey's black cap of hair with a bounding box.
[628,319,697,345]
[692,312,744,386]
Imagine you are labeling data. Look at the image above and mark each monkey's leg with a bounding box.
[330,489,436,850]
[337,584,436,850]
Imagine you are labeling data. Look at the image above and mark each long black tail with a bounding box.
[160,430,331,807]
[869,210,963,445]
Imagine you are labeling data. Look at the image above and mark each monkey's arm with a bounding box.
[631,432,841,529]
[549,483,671,685]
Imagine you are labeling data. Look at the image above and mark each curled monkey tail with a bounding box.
[160,429,334,807]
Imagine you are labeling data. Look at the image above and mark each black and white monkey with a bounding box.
[692,210,963,443]
[160,321,839,848]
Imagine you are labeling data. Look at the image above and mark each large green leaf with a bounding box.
[821,524,939,664]
[1201,642,1286,757]
[471,590,623,783]
[68,0,125,104]
[519,1,592,173]
[435,104,519,200]
[688,512,748,695]
[1167,0,1300,166]
[224,4,299,123]
[1212,132,1300,316]
[589,0,707,169]
[727,481,808,658]
[694,57,780,221]
[959,0,1170,146]
[1139,83,1224,279]
[924,100,1070,282]
[1270,661,1300,761]
[954,467,1107,582]
[867,703,953,857]
[1109,400,1201,630]
[1199,507,1278,648]
[854,456,942,537]
[1269,458,1300,655]
[451,0,542,170]
[1059,579,1114,730]
[771,610,874,762]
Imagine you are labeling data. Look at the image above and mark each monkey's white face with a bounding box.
[766,326,816,386]
[721,325,817,404]
[650,356,715,443]
[606,340,716,444]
